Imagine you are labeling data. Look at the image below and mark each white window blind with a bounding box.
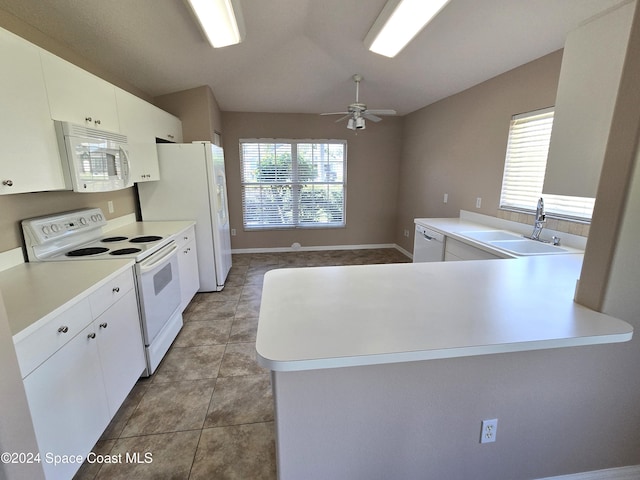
[240,139,346,229]
[499,107,595,221]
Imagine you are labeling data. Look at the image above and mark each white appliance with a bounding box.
[413,224,445,262]
[54,120,131,192]
[21,208,182,376]
[137,142,232,292]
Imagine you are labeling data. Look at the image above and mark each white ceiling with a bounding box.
[0,0,628,116]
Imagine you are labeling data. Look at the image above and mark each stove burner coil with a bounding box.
[101,236,128,243]
[130,236,163,243]
[66,247,109,257]
[109,248,142,256]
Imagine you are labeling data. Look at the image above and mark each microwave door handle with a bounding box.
[120,147,131,186]
[139,242,178,273]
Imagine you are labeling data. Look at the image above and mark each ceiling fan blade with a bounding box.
[320,112,349,116]
[334,115,351,123]
[365,109,397,116]
[363,113,382,122]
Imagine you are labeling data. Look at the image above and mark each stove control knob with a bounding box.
[91,215,98,222]
[50,224,59,233]
[42,226,50,235]
[97,213,103,221]
[79,217,88,226]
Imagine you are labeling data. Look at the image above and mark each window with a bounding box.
[240,139,346,229]
[499,107,595,221]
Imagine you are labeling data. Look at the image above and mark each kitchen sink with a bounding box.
[488,239,568,255]
[461,230,524,242]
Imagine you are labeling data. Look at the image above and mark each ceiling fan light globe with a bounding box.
[347,118,356,130]
[355,117,366,129]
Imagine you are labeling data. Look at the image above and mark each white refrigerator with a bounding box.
[137,142,232,291]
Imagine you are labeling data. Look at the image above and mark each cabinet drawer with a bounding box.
[14,298,93,378]
[89,268,135,319]
[176,225,196,249]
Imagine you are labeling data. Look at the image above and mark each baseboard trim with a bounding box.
[231,243,411,257]
[536,465,640,480]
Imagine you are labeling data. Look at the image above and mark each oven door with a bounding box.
[135,241,181,345]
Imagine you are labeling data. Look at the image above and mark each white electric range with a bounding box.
[21,208,189,375]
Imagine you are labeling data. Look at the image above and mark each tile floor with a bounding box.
[74,248,409,480]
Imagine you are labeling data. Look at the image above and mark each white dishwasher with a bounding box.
[413,224,445,262]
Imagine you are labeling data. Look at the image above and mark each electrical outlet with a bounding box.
[404,229,410,238]
[231,228,237,236]
[443,193,448,204]
[480,419,498,443]
[475,197,482,209]
[107,200,114,214]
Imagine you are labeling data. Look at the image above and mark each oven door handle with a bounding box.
[139,242,178,273]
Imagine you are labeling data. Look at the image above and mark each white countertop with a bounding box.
[256,219,632,372]
[106,220,195,239]
[0,219,196,342]
[414,216,585,257]
[0,260,134,342]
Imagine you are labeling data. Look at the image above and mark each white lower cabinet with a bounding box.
[176,225,200,310]
[23,320,110,480]
[17,268,144,480]
[444,237,501,261]
[95,289,146,415]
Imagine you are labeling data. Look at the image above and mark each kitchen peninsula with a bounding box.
[256,218,633,480]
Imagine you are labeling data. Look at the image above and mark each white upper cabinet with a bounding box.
[153,106,183,143]
[1,25,181,192]
[543,2,635,198]
[40,51,120,132]
[0,28,66,195]
[116,88,183,182]
[116,88,161,182]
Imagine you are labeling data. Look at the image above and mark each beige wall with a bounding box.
[394,50,564,253]
[221,112,403,250]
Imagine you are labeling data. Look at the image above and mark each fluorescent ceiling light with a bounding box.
[364,0,451,58]
[186,0,245,48]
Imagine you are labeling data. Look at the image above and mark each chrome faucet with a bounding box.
[527,197,546,241]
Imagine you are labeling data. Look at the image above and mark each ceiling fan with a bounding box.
[321,74,396,130]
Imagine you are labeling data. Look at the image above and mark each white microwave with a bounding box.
[55,121,131,193]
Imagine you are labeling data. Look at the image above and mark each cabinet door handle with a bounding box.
[85,116,92,122]
[58,326,69,333]
[87,332,96,339]
[94,119,101,126]
[2,180,13,187]
[112,287,120,293]
[99,322,108,329]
